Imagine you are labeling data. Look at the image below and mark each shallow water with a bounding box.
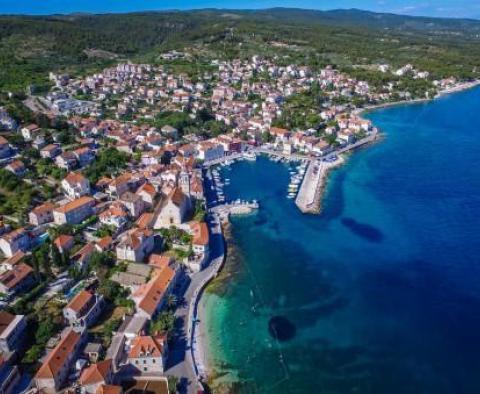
[203,87,480,393]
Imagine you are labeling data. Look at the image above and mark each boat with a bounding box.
[244,151,257,161]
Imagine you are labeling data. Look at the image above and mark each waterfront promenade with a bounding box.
[166,213,226,393]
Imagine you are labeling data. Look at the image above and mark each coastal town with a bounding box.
[0,52,476,394]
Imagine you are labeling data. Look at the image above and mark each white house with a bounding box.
[126,334,168,374]
[0,228,30,258]
[63,290,104,328]
[61,172,91,200]
[21,124,40,141]
[0,311,26,354]
[115,228,154,262]
[196,141,224,162]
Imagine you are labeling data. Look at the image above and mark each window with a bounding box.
[144,367,147,372]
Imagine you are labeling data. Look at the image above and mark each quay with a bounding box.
[209,200,260,222]
[254,147,310,162]
[203,148,309,168]
[295,157,343,213]
[296,131,379,213]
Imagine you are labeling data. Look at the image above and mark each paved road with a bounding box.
[165,214,225,394]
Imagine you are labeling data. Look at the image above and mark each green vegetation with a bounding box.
[35,158,67,180]
[159,226,193,246]
[150,310,176,340]
[138,108,228,139]
[273,82,325,129]
[193,200,207,222]
[83,147,129,183]
[1,9,479,95]
[0,168,38,219]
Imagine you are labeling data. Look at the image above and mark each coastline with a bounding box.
[195,79,480,384]
[311,156,346,214]
[358,79,480,116]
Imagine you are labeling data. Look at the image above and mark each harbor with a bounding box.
[295,156,344,213]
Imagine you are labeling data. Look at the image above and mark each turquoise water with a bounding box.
[203,87,480,393]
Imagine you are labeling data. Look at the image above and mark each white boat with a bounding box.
[244,151,257,161]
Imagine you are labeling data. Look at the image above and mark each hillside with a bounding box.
[1,8,479,92]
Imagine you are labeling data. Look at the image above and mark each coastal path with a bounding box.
[165,213,226,393]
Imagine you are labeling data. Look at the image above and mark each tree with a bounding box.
[150,311,176,339]
[51,243,64,268]
[167,376,179,394]
[35,242,53,279]
[36,319,58,344]
[165,294,177,309]
[29,254,41,281]
[261,131,273,143]
[193,200,206,222]
[23,344,43,364]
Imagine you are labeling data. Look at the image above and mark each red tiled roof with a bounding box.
[66,290,93,313]
[54,234,74,250]
[128,334,167,358]
[190,221,209,246]
[0,263,33,290]
[55,196,94,214]
[79,359,112,385]
[169,187,186,207]
[133,266,175,316]
[63,172,87,185]
[135,213,153,229]
[32,202,55,216]
[35,329,81,379]
[148,254,172,270]
[96,385,122,394]
[96,236,113,251]
[0,311,15,336]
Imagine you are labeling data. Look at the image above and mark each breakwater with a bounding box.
[295,157,344,213]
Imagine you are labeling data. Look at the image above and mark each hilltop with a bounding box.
[1,8,480,92]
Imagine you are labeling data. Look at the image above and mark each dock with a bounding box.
[209,200,259,221]
[295,157,344,213]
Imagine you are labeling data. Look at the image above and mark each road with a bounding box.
[165,213,225,394]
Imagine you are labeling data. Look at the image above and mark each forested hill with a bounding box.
[250,8,480,36]
[1,8,480,92]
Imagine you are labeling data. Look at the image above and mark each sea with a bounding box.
[202,86,480,394]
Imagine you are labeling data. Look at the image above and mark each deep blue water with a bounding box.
[203,87,480,393]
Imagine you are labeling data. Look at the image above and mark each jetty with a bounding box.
[209,200,259,221]
[295,158,341,213]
